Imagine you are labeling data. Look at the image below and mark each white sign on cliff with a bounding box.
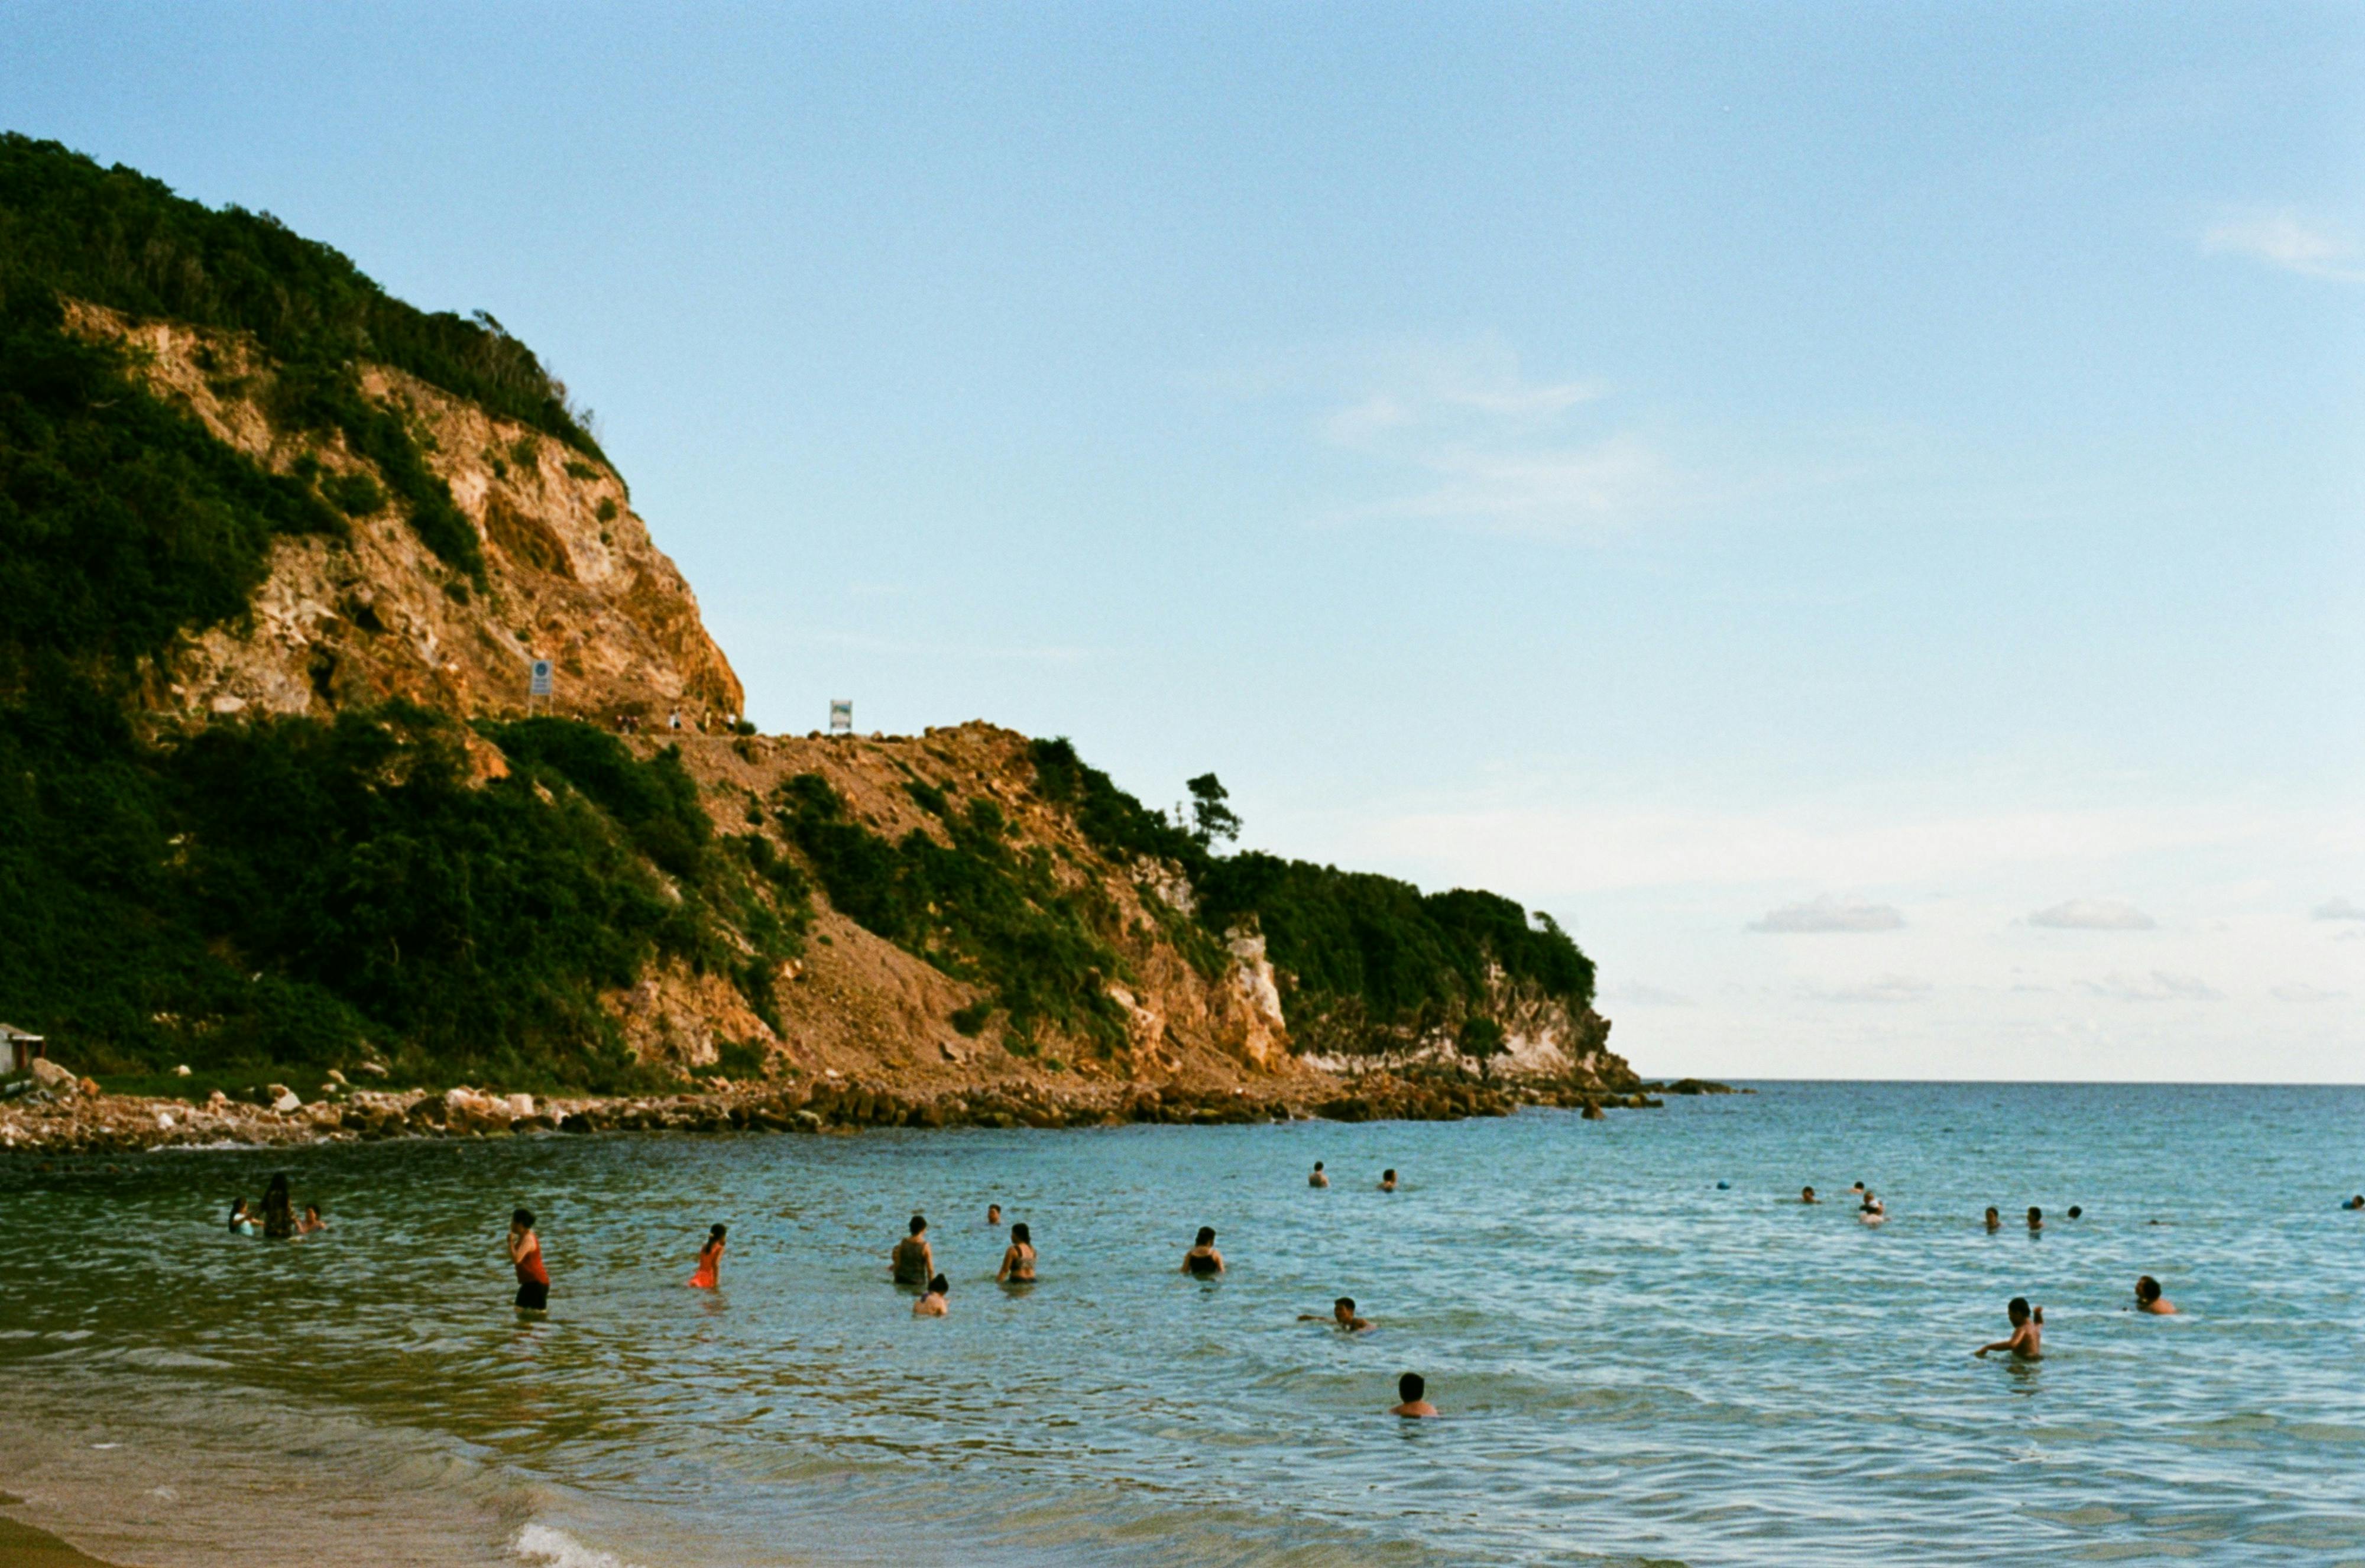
[828,699,853,734]
[529,660,554,698]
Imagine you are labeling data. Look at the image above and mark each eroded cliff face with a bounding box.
[67,302,743,730]
[64,302,1629,1102]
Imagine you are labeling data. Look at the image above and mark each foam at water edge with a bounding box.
[514,1522,644,1568]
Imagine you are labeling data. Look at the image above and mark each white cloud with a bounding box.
[2077,971,2221,1003]
[2028,898,2156,930]
[1810,974,1933,1003]
[1348,795,2361,898]
[2313,896,2365,921]
[1748,895,1904,933]
[2202,210,2365,284]
[1290,337,1682,539]
[1603,983,1695,1007]
[2272,982,2348,1004]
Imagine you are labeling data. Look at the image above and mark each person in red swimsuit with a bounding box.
[510,1208,549,1311]
[688,1223,727,1288]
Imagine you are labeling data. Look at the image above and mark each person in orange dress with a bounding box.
[688,1223,727,1289]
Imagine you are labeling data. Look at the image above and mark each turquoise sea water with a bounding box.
[2,1082,2362,1566]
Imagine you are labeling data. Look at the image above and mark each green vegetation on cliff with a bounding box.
[0,137,1595,1084]
[1026,737,1596,1059]
[0,134,605,584]
[0,694,798,1087]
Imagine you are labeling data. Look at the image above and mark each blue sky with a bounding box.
[8,3,2360,1078]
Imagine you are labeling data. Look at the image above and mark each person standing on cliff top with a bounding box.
[1309,1162,1329,1188]
[891,1215,934,1287]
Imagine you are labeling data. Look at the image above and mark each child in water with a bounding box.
[227,1198,257,1235]
[1389,1373,1439,1418]
[1975,1297,2042,1360]
[2133,1275,2176,1314]
[688,1224,725,1289]
[913,1274,950,1317]
[510,1208,549,1311]
[1378,1169,1398,1193]
[1300,1297,1373,1332]
[1984,1207,2001,1232]
[295,1204,327,1235]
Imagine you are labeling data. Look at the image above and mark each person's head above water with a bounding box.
[928,1274,948,1295]
[1334,1297,1357,1318]
[1011,1222,1031,1245]
[2067,1206,2082,1219]
[304,1204,321,1220]
[2135,1275,2162,1304]
[1195,1226,1217,1246]
[1985,1207,2000,1221]
[1314,1161,1324,1172]
[2007,1297,2031,1324]
[1398,1372,1425,1402]
[513,1208,535,1231]
[1802,1186,1816,1200]
[2027,1206,2042,1226]
[986,1204,1000,1222]
[909,1214,928,1236]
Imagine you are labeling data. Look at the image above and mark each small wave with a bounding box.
[513,1522,645,1568]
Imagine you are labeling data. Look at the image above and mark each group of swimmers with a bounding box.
[1797,1181,2187,1358]
[494,1159,1440,1416]
[225,1174,326,1239]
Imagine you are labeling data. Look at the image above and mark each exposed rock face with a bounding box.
[45,304,1633,1109]
[66,302,743,730]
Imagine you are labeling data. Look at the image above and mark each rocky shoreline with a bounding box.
[0,1069,1738,1158]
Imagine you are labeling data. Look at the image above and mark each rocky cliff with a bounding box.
[0,135,1631,1110]
[64,301,743,732]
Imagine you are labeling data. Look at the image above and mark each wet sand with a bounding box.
[0,1509,123,1568]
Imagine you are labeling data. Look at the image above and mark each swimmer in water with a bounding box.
[1801,1186,1818,1204]
[295,1203,327,1235]
[1378,1169,1398,1193]
[228,1198,257,1235]
[891,1214,934,1288]
[688,1223,725,1289]
[1975,1297,2042,1360]
[997,1222,1036,1283]
[986,1203,1002,1227]
[913,1274,950,1317]
[1181,1226,1224,1277]
[1859,1194,1887,1224]
[2133,1275,2176,1314]
[2027,1206,2043,1233]
[509,1208,549,1311]
[1985,1207,2001,1232]
[1848,1182,1867,1202]
[1300,1296,1373,1332]
[1309,1161,1329,1188]
[2344,1195,2363,1211]
[1389,1372,1439,1418]
[2066,1206,2082,1220]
